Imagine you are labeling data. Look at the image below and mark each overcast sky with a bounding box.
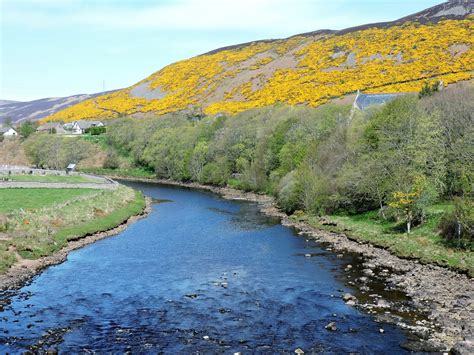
[1,0,442,101]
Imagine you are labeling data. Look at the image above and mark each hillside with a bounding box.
[44,0,474,123]
[0,91,116,124]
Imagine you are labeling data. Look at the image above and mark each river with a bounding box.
[0,181,420,353]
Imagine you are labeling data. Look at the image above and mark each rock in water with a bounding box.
[376,299,391,308]
[346,299,357,306]
[325,322,337,331]
[343,293,357,302]
[294,348,305,354]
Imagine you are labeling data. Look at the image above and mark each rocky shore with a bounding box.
[0,197,152,292]
[117,177,473,354]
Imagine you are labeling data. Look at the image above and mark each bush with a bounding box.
[419,80,440,98]
[86,126,106,135]
[439,197,473,248]
[277,171,301,213]
[201,161,231,186]
[103,150,121,169]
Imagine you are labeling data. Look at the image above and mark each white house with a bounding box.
[0,127,18,137]
[71,121,105,135]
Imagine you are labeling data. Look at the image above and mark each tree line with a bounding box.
[24,85,473,244]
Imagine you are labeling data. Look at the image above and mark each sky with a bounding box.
[1,0,442,101]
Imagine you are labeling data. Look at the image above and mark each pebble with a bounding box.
[325,322,337,331]
[203,335,210,340]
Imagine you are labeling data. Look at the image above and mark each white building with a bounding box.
[0,127,18,137]
[71,121,105,135]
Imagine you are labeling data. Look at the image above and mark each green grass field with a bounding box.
[79,167,155,179]
[5,175,96,184]
[0,186,145,273]
[297,203,473,276]
[0,188,95,213]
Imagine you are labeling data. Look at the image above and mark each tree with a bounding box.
[189,141,208,181]
[389,175,430,234]
[18,121,38,138]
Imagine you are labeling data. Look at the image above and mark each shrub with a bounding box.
[439,197,473,248]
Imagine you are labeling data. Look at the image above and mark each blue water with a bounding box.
[0,182,412,353]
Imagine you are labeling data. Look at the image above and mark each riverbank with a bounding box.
[113,176,472,353]
[0,189,152,292]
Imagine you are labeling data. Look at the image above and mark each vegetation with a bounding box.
[296,204,473,275]
[24,134,102,170]
[22,85,474,274]
[5,175,97,183]
[0,188,95,213]
[18,121,39,138]
[43,18,473,122]
[79,167,155,179]
[0,186,145,273]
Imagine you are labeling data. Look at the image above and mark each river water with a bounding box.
[1,182,419,353]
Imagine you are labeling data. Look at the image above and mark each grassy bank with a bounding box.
[0,188,95,213]
[0,186,145,273]
[79,167,155,179]
[293,204,473,276]
[5,175,96,183]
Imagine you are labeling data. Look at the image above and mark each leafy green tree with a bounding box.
[18,121,38,138]
[189,141,209,181]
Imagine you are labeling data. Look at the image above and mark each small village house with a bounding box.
[350,91,405,119]
[0,127,18,137]
[36,122,66,134]
[71,121,105,135]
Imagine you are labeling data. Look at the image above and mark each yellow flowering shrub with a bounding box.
[44,18,474,122]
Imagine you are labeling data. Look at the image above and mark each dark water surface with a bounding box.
[1,182,415,353]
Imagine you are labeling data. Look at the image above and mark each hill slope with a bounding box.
[0,91,117,124]
[44,0,474,123]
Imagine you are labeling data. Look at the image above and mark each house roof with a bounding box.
[74,120,104,129]
[0,127,16,134]
[37,122,62,131]
[354,92,405,110]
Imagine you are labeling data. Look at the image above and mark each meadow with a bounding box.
[0,186,145,273]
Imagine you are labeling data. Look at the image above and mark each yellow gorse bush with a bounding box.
[44,18,474,123]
